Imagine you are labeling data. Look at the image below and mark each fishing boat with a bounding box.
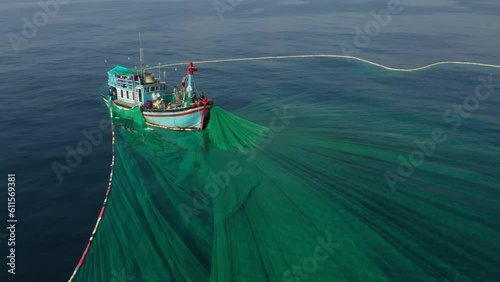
[102,50,213,130]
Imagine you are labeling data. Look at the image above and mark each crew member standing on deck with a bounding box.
[172,86,181,104]
[181,76,187,90]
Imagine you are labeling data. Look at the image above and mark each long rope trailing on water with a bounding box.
[68,102,116,282]
[145,54,500,72]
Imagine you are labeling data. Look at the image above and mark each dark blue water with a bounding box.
[0,0,499,281]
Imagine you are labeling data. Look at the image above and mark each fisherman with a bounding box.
[108,87,117,100]
[190,92,198,102]
[172,86,181,104]
[181,76,187,90]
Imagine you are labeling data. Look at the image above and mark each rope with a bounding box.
[68,101,116,282]
[145,54,500,72]
[192,76,201,100]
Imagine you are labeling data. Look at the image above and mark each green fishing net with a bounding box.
[108,99,146,127]
[72,67,500,282]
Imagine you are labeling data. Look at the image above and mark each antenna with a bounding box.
[139,33,145,76]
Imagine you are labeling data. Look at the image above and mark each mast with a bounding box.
[139,33,145,78]
[186,62,198,99]
[137,33,144,105]
[133,75,137,105]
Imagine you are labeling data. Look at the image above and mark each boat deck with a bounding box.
[104,95,207,113]
[112,98,135,109]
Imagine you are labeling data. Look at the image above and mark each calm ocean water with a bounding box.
[0,0,499,281]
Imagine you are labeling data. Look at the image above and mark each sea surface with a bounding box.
[0,0,499,281]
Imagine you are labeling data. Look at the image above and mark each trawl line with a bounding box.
[146,54,500,72]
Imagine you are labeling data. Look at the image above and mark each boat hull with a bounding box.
[142,106,211,131]
[103,96,211,131]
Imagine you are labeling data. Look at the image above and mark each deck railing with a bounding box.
[108,74,142,89]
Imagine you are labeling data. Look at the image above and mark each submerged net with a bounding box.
[71,62,500,282]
